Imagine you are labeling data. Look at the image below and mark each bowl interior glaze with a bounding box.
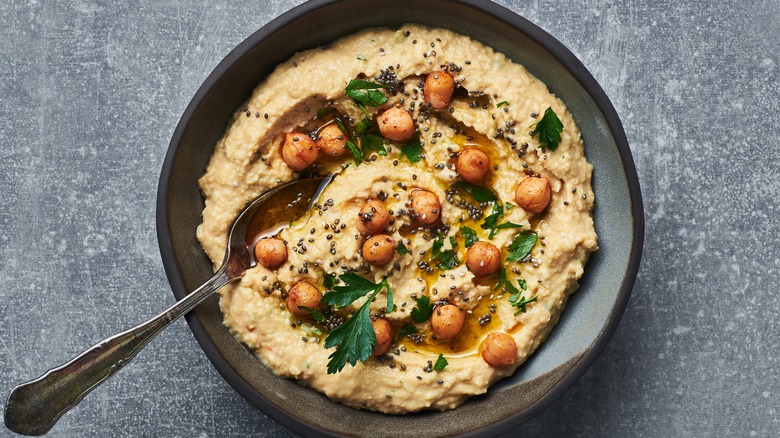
[156,1,643,436]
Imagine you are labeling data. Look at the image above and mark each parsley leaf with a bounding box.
[345,79,389,107]
[506,231,538,262]
[435,236,461,270]
[490,221,523,238]
[434,354,448,371]
[298,306,325,323]
[401,138,423,163]
[481,203,503,231]
[323,274,394,373]
[344,140,363,165]
[493,267,507,291]
[324,300,375,373]
[431,236,445,259]
[343,115,387,162]
[436,250,461,270]
[455,181,497,203]
[396,323,417,343]
[508,282,537,315]
[461,226,478,248]
[355,116,371,136]
[410,295,434,324]
[505,202,515,210]
[323,273,337,289]
[496,101,509,108]
[338,116,387,166]
[480,203,521,238]
[336,118,363,166]
[530,107,564,151]
[322,274,394,313]
[322,273,379,307]
[362,132,387,156]
[396,241,409,255]
[385,280,395,314]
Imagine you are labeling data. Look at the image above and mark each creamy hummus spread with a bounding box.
[197,24,597,413]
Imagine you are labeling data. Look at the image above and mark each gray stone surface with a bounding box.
[1,0,778,436]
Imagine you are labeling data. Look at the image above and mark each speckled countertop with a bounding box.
[1,1,778,437]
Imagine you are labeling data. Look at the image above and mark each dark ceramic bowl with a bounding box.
[156,0,644,436]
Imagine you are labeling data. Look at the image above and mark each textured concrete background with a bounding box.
[1,0,778,437]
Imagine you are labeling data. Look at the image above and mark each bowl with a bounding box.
[156,0,644,436]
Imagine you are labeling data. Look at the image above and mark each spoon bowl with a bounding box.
[4,176,329,436]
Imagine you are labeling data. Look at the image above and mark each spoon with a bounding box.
[4,176,330,436]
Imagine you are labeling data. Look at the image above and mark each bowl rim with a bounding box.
[156,0,644,436]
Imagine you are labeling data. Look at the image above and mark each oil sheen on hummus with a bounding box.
[197,24,597,414]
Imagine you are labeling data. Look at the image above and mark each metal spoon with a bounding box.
[4,176,329,436]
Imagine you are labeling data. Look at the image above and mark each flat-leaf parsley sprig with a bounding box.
[345,79,389,109]
[505,278,537,315]
[322,273,394,374]
[530,107,564,151]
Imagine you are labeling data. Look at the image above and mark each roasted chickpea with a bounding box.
[430,304,466,340]
[287,281,322,317]
[362,234,396,265]
[410,189,441,225]
[466,241,501,277]
[423,70,456,109]
[514,176,551,214]
[281,132,318,171]
[456,148,490,184]
[481,332,518,367]
[315,123,347,157]
[357,199,391,235]
[254,238,287,269]
[372,318,392,356]
[377,107,415,141]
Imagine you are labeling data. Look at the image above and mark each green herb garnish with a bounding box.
[496,101,509,108]
[455,181,497,203]
[355,115,387,156]
[401,136,423,163]
[356,54,367,61]
[362,131,387,156]
[338,115,388,165]
[493,267,507,291]
[507,279,536,315]
[345,79,389,108]
[410,295,434,324]
[460,226,478,248]
[434,354,448,371]
[506,230,538,262]
[434,236,461,270]
[518,278,528,290]
[504,277,535,315]
[344,140,363,165]
[396,323,417,343]
[298,306,325,323]
[481,202,522,239]
[323,273,337,289]
[530,107,563,151]
[431,236,445,259]
[323,274,394,374]
[396,242,409,255]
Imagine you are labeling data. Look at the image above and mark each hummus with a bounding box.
[197,24,597,413]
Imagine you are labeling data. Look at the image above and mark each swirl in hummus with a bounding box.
[197,24,598,414]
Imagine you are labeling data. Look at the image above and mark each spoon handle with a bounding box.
[4,265,233,436]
